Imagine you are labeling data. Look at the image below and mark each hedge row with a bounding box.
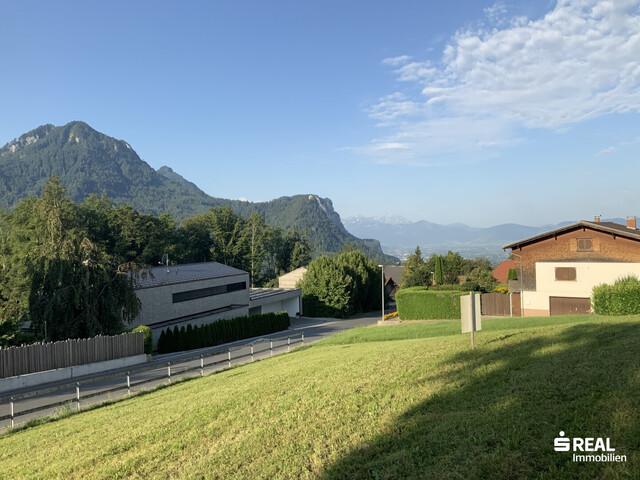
[396,287,464,320]
[156,311,290,354]
[592,276,640,315]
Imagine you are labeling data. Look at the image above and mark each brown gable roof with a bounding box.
[503,220,640,250]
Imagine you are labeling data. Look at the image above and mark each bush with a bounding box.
[460,281,481,292]
[132,325,152,354]
[592,275,640,315]
[430,284,462,291]
[494,285,509,294]
[156,311,291,354]
[396,287,464,320]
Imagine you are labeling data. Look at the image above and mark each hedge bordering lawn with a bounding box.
[592,276,640,315]
[396,287,464,320]
[157,311,290,354]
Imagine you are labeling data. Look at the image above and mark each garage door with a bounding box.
[549,297,591,316]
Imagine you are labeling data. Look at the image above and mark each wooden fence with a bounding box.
[0,332,144,379]
[480,293,512,316]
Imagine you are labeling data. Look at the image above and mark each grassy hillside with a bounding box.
[1,315,638,479]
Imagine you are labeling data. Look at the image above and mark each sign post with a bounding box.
[461,292,482,349]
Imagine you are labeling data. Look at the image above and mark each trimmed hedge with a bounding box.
[132,325,153,354]
[396,287,464,320]
[592,276,640,315]
[156,311,290,354]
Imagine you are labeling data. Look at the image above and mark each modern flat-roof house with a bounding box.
[249,288,302,317]
[503,217,640,316]
[130,262,302,346]
[131,262,251,345]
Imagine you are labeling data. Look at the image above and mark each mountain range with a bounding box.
[0,121,396,263]
[343,215,626,262]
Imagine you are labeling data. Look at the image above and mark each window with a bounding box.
[173,281,247,303]
[577,238,593,251]
[555,267,576,281]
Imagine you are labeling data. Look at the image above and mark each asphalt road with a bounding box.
[0,313,381,430]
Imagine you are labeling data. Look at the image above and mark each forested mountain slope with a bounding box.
[0,121,395,262]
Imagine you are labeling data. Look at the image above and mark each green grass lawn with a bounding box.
[1,314,638,479]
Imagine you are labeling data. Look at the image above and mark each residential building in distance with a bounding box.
[503,216,640,316]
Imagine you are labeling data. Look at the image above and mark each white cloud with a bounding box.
[361,0,640,165]
[381,55,412,66]
[597,146,617,155]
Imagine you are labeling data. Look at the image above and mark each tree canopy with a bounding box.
[0,177,315,345]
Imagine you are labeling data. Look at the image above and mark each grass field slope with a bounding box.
[0,315,638,479]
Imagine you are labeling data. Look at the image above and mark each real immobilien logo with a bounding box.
[554,431,627,463]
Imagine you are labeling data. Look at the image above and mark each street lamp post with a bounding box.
[378,264,385,322]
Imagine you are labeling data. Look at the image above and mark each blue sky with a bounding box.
[1,0,639,227]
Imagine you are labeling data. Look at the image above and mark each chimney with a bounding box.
[627,216,636,230]
[594,215,601,223]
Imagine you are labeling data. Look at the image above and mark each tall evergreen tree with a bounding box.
[434,255,445,285]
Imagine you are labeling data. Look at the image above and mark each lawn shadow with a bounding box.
[321,322,640,479]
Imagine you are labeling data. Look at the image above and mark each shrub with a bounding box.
[396,287,464,320]
[430,284,462,291]
[156,311,291,354]
[460,281,480,292]
[132,325,152,354]
[494,285,509,295]
[592,275,640,315]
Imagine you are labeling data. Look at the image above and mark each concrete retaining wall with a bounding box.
[0,354,148,395]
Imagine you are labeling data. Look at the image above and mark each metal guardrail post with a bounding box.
[127,372,131,397]
[200,355,204,377]
[167,363,172,383]
[228,349,231,368]
[75,383,80,411]
[10,397,14,428]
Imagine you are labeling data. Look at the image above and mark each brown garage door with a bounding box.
[549,297,591,316]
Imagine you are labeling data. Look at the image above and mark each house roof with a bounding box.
[133,262,247,289]
[503,221,640,250]
[492,260,516,283]
[383,265,404,285]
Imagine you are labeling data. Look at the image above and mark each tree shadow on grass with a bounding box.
[321,322,640,479]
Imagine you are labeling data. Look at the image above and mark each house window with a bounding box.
[577,238,593,251]
[172,281,247,303]
[555,267,577,281]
